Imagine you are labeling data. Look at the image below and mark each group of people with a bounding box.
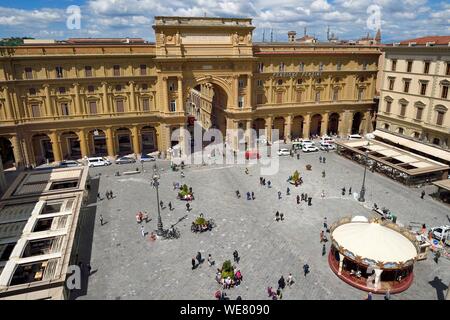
[267,274,294,300]
[216,268,243,289]
[275,211,285,222]
[191,220,212,233]
[341,187,353,196]
[135,211,149,223]
[105,190,114,200]
[259,177,272,188]
[319,156,327,163]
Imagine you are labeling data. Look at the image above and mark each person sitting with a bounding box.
[235,270,242,285]
[136,213,141,223]
[148,232,156,241]
[202,224,208,231]
[224,277,232,289]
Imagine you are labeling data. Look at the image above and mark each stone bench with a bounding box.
[123,171,140,175]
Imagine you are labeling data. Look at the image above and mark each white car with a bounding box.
[302,145,319,153]
[87,157,111,167]
[300,139,314,147]
[319,142,336,151]
[58,160,82,168]
[321,136,335,143]
[348,134,363,140]
[431,225,450,245]
[277,148,291,156]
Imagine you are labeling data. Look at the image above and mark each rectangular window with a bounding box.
[116,99,124,113]
[88,85,95,93]
[296,90,303,103]
[386,101,392,113]
[257,79,263,87]
[113,65,120,76]
[89,101,97,114]
[59,87,66,94]
[423,61,430,74]
[389,78,395,90]
[442,86,449,99]
[169,82,175,91]
[29,88,36,96]
[31,104,40,117]
[140,64,147,76]
[420,83,427,95]
[299,62,304,72]
[391,59,397,71]
[315,91,320,103]
[85,66,92,77]
[238,96,244,108]
[61,103,69,116]
[336,63,341,71]
[257,62,264,73]
[55,66,63,78]
[169,100,176,112]
[142,98,150,111]
[416,108,423,120]
[403,80,410,93]
[436,111,445,125]
[333,88,339,101]
[407,61,413,72]
[400,104,407,117]
[276,92,283,104]
[25,67,33,79]
[238,79,245,88]
[256,94,263,104]
[446,62,450,76]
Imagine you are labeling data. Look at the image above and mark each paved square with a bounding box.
[77,149,450,300]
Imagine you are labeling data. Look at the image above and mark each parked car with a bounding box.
[321,136,335,143]
[319,142,336,151]
[87,157,111,167]
[348,134,363,140]
[300,139,314,147]
[140,154,156,162]
[277,148,291,156]
[302,145,319,153]
[245,150,261,160]
[58,160,82,168]
[292,141,302,150]
[115,156,136,164]
[431,225,450,246]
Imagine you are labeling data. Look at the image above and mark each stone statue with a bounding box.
[160,31,166,44]
[233,32,239,45]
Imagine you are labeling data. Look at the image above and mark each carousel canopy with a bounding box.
[332,222,417,264]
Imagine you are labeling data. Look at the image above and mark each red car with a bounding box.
[245,150,261,160]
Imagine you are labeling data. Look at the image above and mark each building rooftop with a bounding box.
[398,35,450,46]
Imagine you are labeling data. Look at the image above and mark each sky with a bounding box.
[0,0,448,43]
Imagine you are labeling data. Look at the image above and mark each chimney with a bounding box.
[288,31,296,43]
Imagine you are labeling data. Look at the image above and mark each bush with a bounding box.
[221,260,234,279]
[179,184,191,197]
[292,170,300,182]
[195,217,206,225]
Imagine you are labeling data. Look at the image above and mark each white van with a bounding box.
[348,134,363,140]
[87,157,111,167]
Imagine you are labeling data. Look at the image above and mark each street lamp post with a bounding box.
[358,148,369,202]
[152,164,164,235]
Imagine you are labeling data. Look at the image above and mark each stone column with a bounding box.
[9,135,24,168]
[364,110,373,134]
[246,119,253,148]
[285,115,292,142]
[338,110,348,137]
[234,75,239,108]
[102,82,109,114]
[78,129,89,158]
[131,126,141,155]
[321,112,329,136]
[49,131,62,162]
[177,76,184,113]
[2,86,14,120]
[265,116,273,143]
[303,113,311,139]
[105,127,115,158]
[162,77,169,112]
[129,81,136,112]
[246,75,253,108]
[43,84,54,117]
[268,78,273,104]
[374,268,383,291]
[73,83,82,115]
[179,124,186,157]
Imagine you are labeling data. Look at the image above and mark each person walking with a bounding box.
[303,263,310,277]
[320,230,324,243]
[349,187,352,195]
[434,250,441,264]
[236,190,241,198]
[287,273,294,287]
[207,254,213,267]
[109,190,114,198]
[196,251,202,265]
[304,193,308,202]
[296,195,300,204]
[280,213,284,221]
[186,202,191,212]
[322,170,326,178]
[168,202,173,211]
[140,225,146,237]
[286,187,290,195]
[233,250,239,263]
[278,276,286,290]
[323,217,328,230]
[321,190,325,199]
[246,192,251,200]
[322,244,326,256]
[319,156,323,163]
[308,197,312,206]
[192,257,196,270]
[384,290,391,300]
[105,191,110,200]
[323,157,326,163]
[278,191,282,199]
[251,191,255,200]
[267,180,271,188]
[99,214,104,226]
[421,190,425,199]
[160,200,164,209]
[275,211,280,221]
[341,187,346,196]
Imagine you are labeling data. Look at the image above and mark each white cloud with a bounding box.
[310,0,331,12]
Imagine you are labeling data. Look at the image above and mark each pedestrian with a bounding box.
[320,230,324,243]
[276,289,283,300]
[384,290,391,300]
[105,191,110,200]
[341,187,346,195]
[322,244,326,256]
[236,190,241,198]
[304,193,308,202]
[208,254,213,267]
[319,156,323,163]
[301,193,305,201]
[262,178,266,186]
[196,251,202,265]
[246,192,251,200]
[349,187,352,195]
[251,191,255,200]
[323,217,328,230]
[260,177,263,185]
[278,191,282,199]
[160,200,164,209]
[421,190,425,199]
[296,195,300,204]
[267,180,271,188]
[109,190,114,198]
[297,153,300,160]
[367,292,373,300]
[275,211,280,221]
[308,197,312,206]
[287,273,294,287]
[233,250,239,263]
[434,250,441,264]
[99,214,104,226]
[286,187,290,195]
[186,202,190,212]
[97,193,101,200]
[267,286,274,297]
[323,157,326,163]
[245,168,249,175]
[87,264,92,275]
[168,202,173,211]
[278,275,286,290]
[280,213,284,221]
[140,225,146,237]
[321,190,325,198]
[303,263,309,276]
[322,170,326,178]
[192,257,196,270]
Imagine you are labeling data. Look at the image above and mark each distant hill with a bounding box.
[0,37,34,46]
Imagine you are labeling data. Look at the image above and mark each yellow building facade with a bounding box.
[0,16,380,167]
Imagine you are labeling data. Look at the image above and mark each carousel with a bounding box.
[328,216,419,294]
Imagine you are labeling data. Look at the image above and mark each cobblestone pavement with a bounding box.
[78,149,450,300]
